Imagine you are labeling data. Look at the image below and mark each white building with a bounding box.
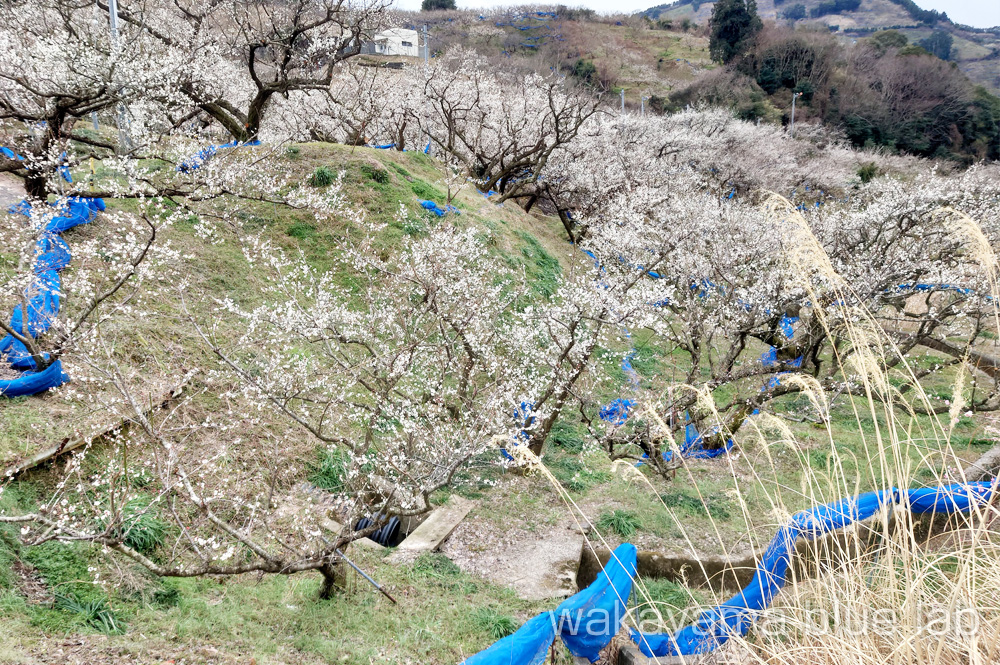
[362,28,420,58]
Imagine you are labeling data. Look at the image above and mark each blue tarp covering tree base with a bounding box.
[630,481,997,658]
[1,195,105,396]
[0,359,69,397]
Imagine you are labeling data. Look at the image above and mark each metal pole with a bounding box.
[422,25,429,156]
[107,0,132,151]
[620,89,625,115]
[790,91,801,138]
[335,549,398,604]
[641,96,645,117]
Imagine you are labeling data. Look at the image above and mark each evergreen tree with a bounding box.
[919,31,954,61]
[709,0,763,64]
[421,0,456,10]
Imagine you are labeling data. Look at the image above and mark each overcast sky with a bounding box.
[394,0,1000,29]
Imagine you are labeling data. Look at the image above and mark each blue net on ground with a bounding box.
[599,398,635,426]
[1,195,104,395]
[460,611,556,665]
[556,543,637,661]
[1,146,25,161]
[0,359,69,397]
[660,420,734,461]
[502,401,536,461]
[58,152,72,183]
[7,270,61,340]
[176,139,261,172]
[457,544,636,664]
[631,482,996,657]
[35,233,72,272]
[45,197,99,233]
[420,200,448,217]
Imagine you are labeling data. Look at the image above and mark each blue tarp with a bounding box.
[0,359,69,397]
[176,139,261,172]
[1,146,25,161]
[600,398,635,426]
[1,195,104,396]
[420,200,458,216]
[556,543,637,661]
[631,482,996,657]
[460,611,556,665]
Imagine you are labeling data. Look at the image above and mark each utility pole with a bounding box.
[790,91,802,139]
[423,24,429,72]
[422,25,430,155]
[107,0,132,151]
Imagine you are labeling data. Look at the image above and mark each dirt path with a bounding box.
[441,512,585,601]
[0,172,25,209]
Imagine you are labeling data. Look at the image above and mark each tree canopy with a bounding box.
[709,0,763,64]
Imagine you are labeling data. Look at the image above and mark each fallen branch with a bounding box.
[2,370,196,479]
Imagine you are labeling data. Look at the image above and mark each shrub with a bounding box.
[286,145,301,158]
[596,509,642,538]
[309,165,335,187]
[857,161,881,183]
[360,164,390,184]
[571,59,598,86]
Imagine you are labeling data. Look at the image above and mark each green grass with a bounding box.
[360,164,390,184]
[307,448,348,492]
[514,230,561,298]
[309,165,336,187]
[54,593,126,634]
[411,179,446,203]
[596,509,642,538]
[659,491,733,520]
[112,497,166,555]
[470,607,519,640]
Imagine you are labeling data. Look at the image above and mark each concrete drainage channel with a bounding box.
[294,484,966,665]
[295,482,475,559]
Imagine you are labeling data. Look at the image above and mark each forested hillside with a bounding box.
[411,6,1000,162]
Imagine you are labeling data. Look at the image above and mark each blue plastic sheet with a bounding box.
[1,146,25,161]
[1,196,104,396]
[632,482,996,657]
[420,200,446,217]
[600,398,635,426]
[0,359,68,397]
[556,543,637,661]
[177,139,261,172]
[460,611,556,665]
